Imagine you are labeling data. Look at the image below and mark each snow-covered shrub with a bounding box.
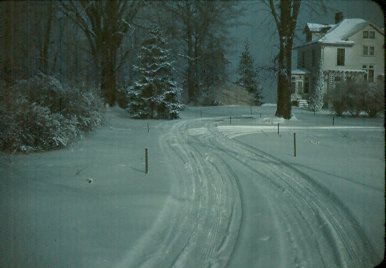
[0,74,103,152]
[62,89,104,132]
[328,82,347,116]
[363,81,384,117]
[328,80,384,117]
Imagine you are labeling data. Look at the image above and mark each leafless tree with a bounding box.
[59,0,144,105]
[263,0,301,119]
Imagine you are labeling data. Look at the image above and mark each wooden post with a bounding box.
[294,133,296,157]
[277,123,280,135]
[145,148,148,174]
[332,116,335,126]
[230,116,232,125]
[147,123,149,133]
[313,107,316,116]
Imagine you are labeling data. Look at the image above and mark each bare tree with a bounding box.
[264,0,301,119]
[59,0,143,105]
[163,1,241,103]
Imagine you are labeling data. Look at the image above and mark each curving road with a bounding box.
[118,117,379,268]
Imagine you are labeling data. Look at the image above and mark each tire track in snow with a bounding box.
[116,119,243,268]
[116,117,378,268]
[209,120,379,267]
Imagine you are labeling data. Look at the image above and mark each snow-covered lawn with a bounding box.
[1,105,384,267]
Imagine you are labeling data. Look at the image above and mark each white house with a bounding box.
[292,13,385,107]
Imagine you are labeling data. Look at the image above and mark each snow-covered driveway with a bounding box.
[1,106,383,267]
[124,114,382,267]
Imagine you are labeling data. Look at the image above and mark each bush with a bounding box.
[364,82,384,117]
[328,80,383,117]
[0,74,103,153]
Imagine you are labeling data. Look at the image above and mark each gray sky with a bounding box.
[229,0,384,102]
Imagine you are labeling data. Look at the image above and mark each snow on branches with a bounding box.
[127,28,182,119]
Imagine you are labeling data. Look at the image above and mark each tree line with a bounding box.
[1,0,306,120]
[1,1,244,105]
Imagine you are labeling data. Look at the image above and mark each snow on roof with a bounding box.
[306,23,335,32]
[292,68,310,75]
[319,18,368,44]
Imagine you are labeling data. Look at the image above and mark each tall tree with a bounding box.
[163,1,241,103]
[265,0,301,119]
[127,28,182,119]
[59,0,143,105]
[237,41,263,105]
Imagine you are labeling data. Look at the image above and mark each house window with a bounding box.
[363,46,368,55]
[362,64,375,82]
[337,48,345,66]
[363,45,375,56]
[311,49,316,67]
[363,30,375,39]
[369,46,374,56]
[304,77,309,93]
[300,51,306,67]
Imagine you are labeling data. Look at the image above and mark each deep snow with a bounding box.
[1,105,384,267]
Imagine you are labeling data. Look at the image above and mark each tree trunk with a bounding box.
[185,7,196,103]
[3,1,15,86]
[100,49,116,106]
[275,40,292,119]
[273,0,299,119]
[187,28,195,102]
[40,1,53,74]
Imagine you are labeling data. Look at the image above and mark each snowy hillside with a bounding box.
[1,105,384,267]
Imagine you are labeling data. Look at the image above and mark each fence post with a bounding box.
[147,123,149,133]
[145,148,148,174]
[332,116,335,126]
[294,133,296,157]
[230,116,232,125]
[277,123,280,135]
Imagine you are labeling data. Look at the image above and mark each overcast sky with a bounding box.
[229,0,384,102]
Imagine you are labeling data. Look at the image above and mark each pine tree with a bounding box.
[127,28,182,119]
[237,41,263,105]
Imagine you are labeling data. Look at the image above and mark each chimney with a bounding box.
[335,12,343,24]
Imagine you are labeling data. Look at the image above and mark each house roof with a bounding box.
[318,18,368,44]
[305,23,335,32]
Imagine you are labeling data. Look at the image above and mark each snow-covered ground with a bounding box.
[1,105,384,267]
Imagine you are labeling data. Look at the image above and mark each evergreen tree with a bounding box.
[127,28,182,119]
[237,41,263,105]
